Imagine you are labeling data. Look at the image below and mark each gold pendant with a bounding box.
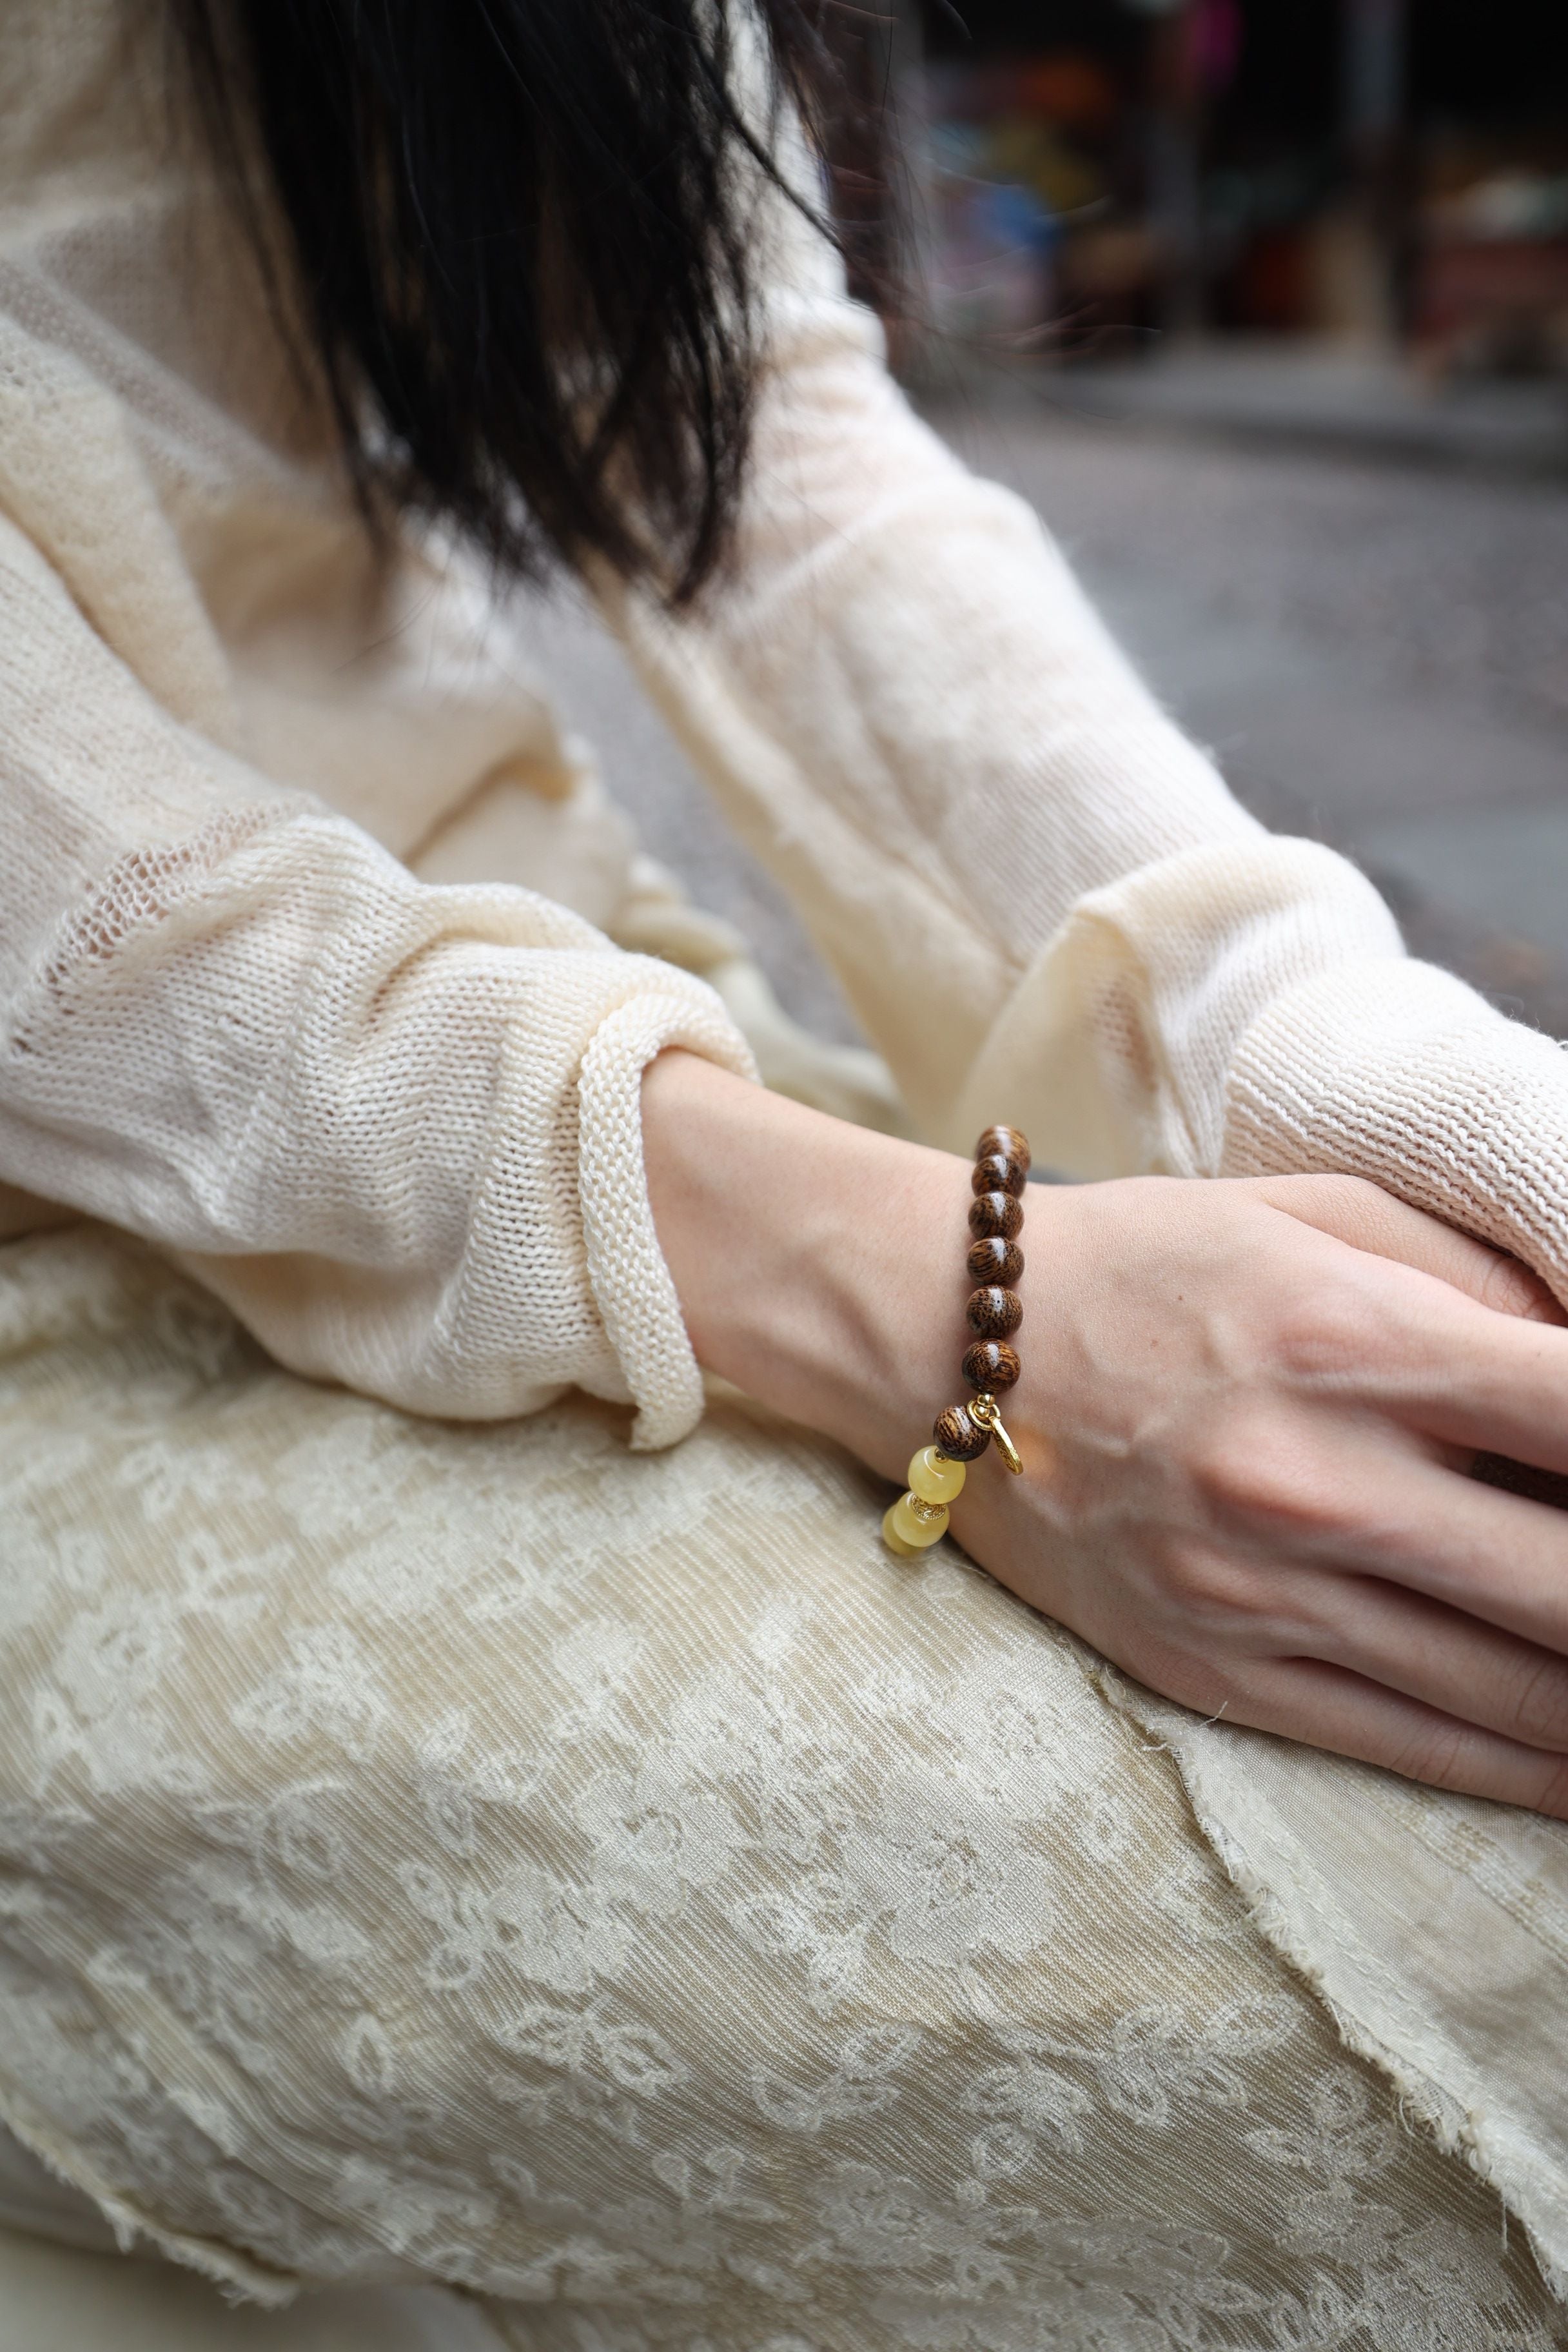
[970,1391,1023,1475]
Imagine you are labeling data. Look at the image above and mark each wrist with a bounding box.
[640,1048,970,1475]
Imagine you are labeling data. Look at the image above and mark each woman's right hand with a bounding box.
[643,1050,1568,1816]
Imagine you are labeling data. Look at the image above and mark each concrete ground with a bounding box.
[513,386,1568,1048]
[1045,344,1568,478]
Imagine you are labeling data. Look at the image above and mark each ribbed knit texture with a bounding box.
[1225,957,1568,1277]
[577,994,758,1449]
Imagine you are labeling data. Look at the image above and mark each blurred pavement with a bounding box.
[512,385,1568,1051]
[1046,345,1568,478]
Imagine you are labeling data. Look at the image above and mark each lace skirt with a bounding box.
[0,1224,1562,2349]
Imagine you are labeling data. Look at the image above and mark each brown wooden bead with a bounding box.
[967,1235,1024,1286]
[972,1152,1027,1199]
[963,1340,1021,1392]
[968,1189,1023,1242]
[966,1284,1023,1339]
[974,1126,1032,1177]
[933,1403,990,1461]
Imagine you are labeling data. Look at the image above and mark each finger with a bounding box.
[1292,1568,1568,1754]
[1333,1453,1568,1658]
[1258,1172,1564,1325]
[1411,1304,1568,1472]
[1213,1654,1568,1818]
[1332,1264,1568,1475]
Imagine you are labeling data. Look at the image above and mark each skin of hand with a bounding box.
[642,1046,1568,1817]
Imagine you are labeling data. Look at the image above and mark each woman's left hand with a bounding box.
[644,1049,1568,1818]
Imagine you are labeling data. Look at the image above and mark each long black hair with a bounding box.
[169,0,886,603]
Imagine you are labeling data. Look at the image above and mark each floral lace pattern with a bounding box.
[0,1226,1562,2348]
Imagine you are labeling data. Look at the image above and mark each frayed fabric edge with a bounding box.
[1097,1670,1568,2309]
[0,2077,300,2308]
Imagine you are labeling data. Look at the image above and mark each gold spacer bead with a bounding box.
[890,1490,949,1549]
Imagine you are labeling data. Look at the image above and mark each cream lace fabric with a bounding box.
[3,1223,1567,2347]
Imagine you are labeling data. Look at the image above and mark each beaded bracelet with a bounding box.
[882,1124,1030,1556]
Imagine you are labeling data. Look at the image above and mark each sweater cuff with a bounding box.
[578,992,758,1450]
[1222,954,1568,1298]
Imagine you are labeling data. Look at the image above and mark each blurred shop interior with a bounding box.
[860,0,1568,390]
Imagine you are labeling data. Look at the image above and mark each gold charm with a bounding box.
[969,1391,1023,1475]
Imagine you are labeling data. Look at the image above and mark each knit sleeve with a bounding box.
[0,517,755,1447]
[598,162,1268,1151]
[600,138,1568,1302]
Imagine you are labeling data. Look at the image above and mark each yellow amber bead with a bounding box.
[881,1505,921,1556]
[908,1446,966,1505]
[890,1489,948,1549]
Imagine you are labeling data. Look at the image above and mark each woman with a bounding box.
[4,0,1568,2338]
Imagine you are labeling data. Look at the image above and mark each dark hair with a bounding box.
[168,0,881,604]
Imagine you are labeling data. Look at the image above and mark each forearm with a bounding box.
[641,1046,968,1477]
[0,533,762,1440]
[605,309,1264,1152]
[602,309,1421,1202]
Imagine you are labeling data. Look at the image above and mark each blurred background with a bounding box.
[525,0,1568,1050]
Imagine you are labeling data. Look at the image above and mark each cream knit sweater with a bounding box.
[3,0,1565,1450]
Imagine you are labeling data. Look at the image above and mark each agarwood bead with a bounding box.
[968,1189,1023,1242]
[963,1340,1021,1393]
[933,1403,990,1461]
[966,1284,1023,1339]
[972,1152,1027,1200]
[966,1235,1024,1286]
[974,1126,1032,1177]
